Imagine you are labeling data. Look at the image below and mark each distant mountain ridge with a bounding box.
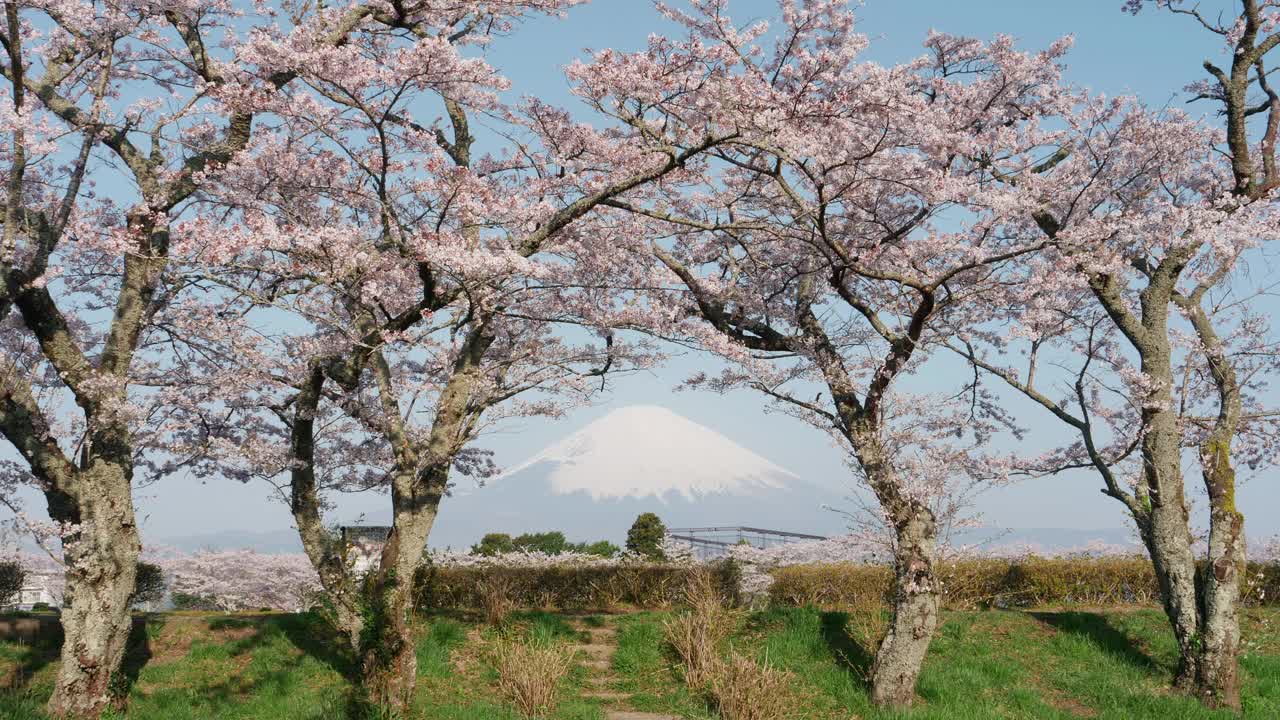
[428,405,842,547]
[149,529,305,553]
[501,405,797,501]
[146,525,1149,556]
[951,527,1142,556]
[139,406,1152,554]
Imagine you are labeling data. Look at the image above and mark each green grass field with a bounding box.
[0,606,1274,719]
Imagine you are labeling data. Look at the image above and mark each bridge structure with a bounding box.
[665,526,827,559]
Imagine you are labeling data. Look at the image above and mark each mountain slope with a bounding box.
[428,405,844,548]
[502,405,797,501]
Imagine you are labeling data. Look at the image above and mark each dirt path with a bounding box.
[567,618,679,720]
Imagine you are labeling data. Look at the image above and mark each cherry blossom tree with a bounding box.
[577,1,1077,706]
[952,1,1280,708]
[161,550,320,611]
[0,0,525,715]
[0,0,269,714]
[159,2,737,712]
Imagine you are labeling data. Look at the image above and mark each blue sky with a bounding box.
[457,0,1279,540]
[14,0,1280,543]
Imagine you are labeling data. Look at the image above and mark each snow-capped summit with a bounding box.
[427,405,845,547]
[501,405,796,501]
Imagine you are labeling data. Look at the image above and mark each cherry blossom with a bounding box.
[954,1,1280,708]
[150,0,742,711]
[577,1,1082,706]
[160,550,321,612]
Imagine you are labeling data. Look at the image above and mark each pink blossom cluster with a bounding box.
[158,551,321,612]
[1253,536,1280,564]
[728,535,878,598]
[427,542,692,569]
[0,7,1276,712]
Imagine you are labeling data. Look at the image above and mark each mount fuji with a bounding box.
[426,405,847,548]
[140,405,1151,554]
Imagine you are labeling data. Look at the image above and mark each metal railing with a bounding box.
[666,526,827,558]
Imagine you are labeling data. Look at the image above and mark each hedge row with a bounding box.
[769,557,1280,610]
[410,556,1279,613]
[413,563,740,612]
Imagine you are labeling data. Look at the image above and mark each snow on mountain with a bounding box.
[137,407,1154,555]
[427,405,844,548]
[500,405,796,501]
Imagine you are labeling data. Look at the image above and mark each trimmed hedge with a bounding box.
[413,562,741,612]
[411,556,1279,613]
[768,556,1280,610]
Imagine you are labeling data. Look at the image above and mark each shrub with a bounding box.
[626,513,666,560]
[131,562,167,607]
[664,571,736,689]
[414,563,712,612]
[171,592,220,611]
[0,562,24,606]
[767,556,1280,610]
[473,534,517,557]
[996,556,1159,606]
[706,653,793,720]
[768,564,892,611]
[489,636,574,719]
[414,555,1278,616]
[479,573,516,628]
[714,556,745,608]
[31,602,50,612]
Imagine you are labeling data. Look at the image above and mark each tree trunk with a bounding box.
[356,552,419,715]
[46,462,141,719]
[1128,330,1208,691]
[355,467,444,716]
[841,413,941,709]
[868,504,939,708]
[351,332,489,715]
[289,367,364,655]
[1195,438,1245,711]
[1140,496,1201,689]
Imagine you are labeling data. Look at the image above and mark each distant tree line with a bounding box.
[470,531,620,558]
[469,513,671,560]
[0,562,23,607]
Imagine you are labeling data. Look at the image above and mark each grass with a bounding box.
[0,607,1273,719]
[731,607,1280,720]
[612,612,713,718]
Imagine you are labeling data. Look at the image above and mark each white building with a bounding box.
[341,526,392,575]
[8,571,60,611]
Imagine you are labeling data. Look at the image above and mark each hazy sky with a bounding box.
[10,0,1280,543]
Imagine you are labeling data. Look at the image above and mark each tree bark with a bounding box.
[847,422,941,709]
[355,466,445,715]
[289,367,364,654]
[1194,438,1245,710]
[1182,291,1247,711]
[1133,410,1201,691]
[352,333,487,715]
[1139,511,1200,688]
[291,327,489,716]
[1139,439,1246,711]
[868,505,939,708]
[1128,285,1246,707]
[1121,269,1221,697]
[45,461,141,719]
